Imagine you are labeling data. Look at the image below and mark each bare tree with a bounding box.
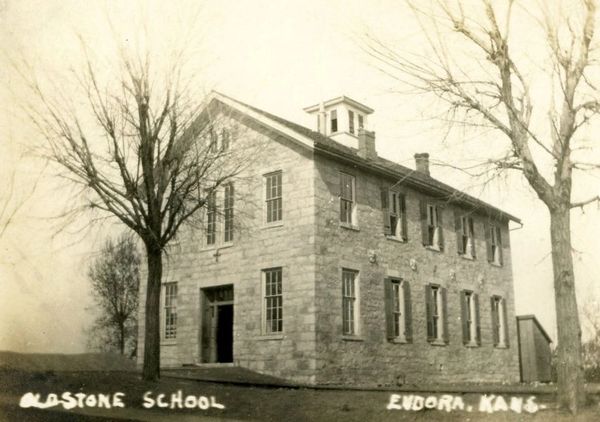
[364,0,600,412]
[19,47,257,381]
[87,233,140,356]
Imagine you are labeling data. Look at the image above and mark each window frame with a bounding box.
[263,268,283,334]
[163,282,178,340]
[264,171,283,224]
[348,110,355,134]
[330,109,338,133]
[456,213,476,259]
[461,290,481,346]
[221,128,230,151]
[486,222,503,266]
[342,269,359,336]
[385,278,412,343]
[223,183,234,243]
[491,295,509,348]
[339,172,356,226]
[426,283,448,344]
[421,201,444,251]
[205,190,217,246]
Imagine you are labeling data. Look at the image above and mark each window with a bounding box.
[339,172,356,225]
[209,125,218,153]
[358,114,364,130]
[264,268,283,333]
[382,189,407,240]
[164,282,178,339]
[224,183,234,242]
[426,284,448,344]
[385,278,412,342]
[206,191,217,245]
[265,171,282,223]
[486,223,503,265]
[342,269,358,335]
[420,202,444,250]
[331,109,338,133]
[221,128,230,151]
[348,110,355,134]
[461,290,481,345]
[456,214,475,258]
[491,295,509,347]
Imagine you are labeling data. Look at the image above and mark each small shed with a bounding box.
[517,315,553,383]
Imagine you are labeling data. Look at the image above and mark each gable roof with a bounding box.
[208,91,521,224]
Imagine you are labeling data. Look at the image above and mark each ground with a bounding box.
[1,352,599,421]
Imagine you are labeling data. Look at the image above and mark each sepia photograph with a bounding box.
[1,0,600,420]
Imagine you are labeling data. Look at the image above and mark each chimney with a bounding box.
[414,153,430,176]
[317,102,326,135]
[358,128,377,160]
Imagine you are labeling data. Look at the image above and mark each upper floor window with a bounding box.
[263,268,283,334]
[382,189,407,240]
[358,114,364,130]
[221,128,230,151]
[461,290,481,346]
[491,295,509,348]
[342,269,359,335]
[426,284,448,344]
[265,171,282,223]
[164,282,178,340]
[456,214,475,258]
[384,278,412,343]
[420,202,444,250]
[206,191,217,246]
[348,110,355,134]
[486,223,503,265]
[331,109,338,133]
[339,172,356,225]
[209,125,218,153]
[223,183,234,242]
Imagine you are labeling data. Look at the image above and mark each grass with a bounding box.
[1,352,599,421]
[2,368,600,421]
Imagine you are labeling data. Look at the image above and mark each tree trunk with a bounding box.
[119,321,125,355]
[142,243,163,381]
[550,205,585,412]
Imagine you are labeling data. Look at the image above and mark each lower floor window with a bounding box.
[264,268,283,333]
[461,290,481,345]
[385,278,412,342]
[491,295,509,347]
[426,284,448,343]
[164,282,178,339]
[342,269,359,335]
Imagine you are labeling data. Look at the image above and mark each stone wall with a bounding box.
[312,153,520,386]
[137,113,319,384]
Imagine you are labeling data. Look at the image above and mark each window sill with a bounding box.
[389,338,408,344]
[460,254,475,261]
[161,340,177,346]
[425,245,443,253]
[385,235,407,243]
[200,243,234,253]
[262,221,284,229]
[429,340,447,347]
[342,335,364,342]
[464,342,480,348]
[494,343,509,349]
[340,223,360,232]
[489,262,503,268]
[257,334,284,341]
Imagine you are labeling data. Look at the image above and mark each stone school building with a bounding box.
[137,92,521,386]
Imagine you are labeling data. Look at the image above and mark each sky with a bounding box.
[1,0,599,353]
